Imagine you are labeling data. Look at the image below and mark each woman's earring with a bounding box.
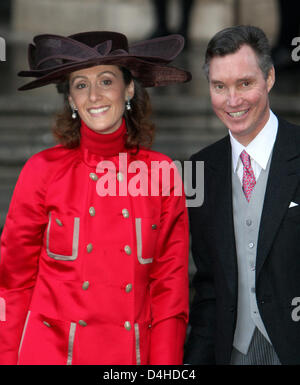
[71,106,78,119]
[126,98,132,111]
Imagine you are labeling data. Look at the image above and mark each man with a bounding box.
[184,25,300,365]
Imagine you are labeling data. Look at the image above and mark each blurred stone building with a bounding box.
[10,0,278,41]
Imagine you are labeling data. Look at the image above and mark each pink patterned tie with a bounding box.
[240,150,256,202]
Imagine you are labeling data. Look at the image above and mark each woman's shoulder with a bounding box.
[19,145,79,183]
[26,144,79,167]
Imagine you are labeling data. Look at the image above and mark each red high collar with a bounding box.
[80,118,127,157]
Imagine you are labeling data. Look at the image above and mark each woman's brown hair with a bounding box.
[52,67,155,150]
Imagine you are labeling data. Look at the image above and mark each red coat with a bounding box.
[0,121,189,365]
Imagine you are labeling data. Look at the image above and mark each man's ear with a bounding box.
[267,66,275,93]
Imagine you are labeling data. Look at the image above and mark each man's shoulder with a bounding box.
[278,117,300,136]
[277,117,300,149]
[190,135,230,161]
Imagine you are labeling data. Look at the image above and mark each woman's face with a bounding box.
[68,65,134,134]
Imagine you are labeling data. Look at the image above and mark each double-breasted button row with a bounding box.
[86,204,94,293]
[91,171,124,182]
[88,171,129,335]
[86,167,95,256]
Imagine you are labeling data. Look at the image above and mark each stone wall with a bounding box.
[11,0,279,42]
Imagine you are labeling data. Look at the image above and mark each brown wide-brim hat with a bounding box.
[18,31,192,91]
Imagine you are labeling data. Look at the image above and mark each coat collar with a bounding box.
[79,118,140,168]
[80,118,127,158]
[207,136,238,295]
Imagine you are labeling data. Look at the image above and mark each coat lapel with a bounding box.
[210,137,238,295]
[256,120,300,277]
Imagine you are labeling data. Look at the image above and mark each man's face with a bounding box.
[208,44,275,146]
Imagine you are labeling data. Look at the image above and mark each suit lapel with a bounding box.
[210,137,238,294]
[256,120,300,277]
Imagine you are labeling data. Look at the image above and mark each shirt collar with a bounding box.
[230,110,278,172]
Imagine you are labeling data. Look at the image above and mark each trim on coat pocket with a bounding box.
[134,323,141,365]
[46,212,80,261]
[67,322,77,365]
[135,218,153,264]
[0,297,6,321]
[17,310,31,364]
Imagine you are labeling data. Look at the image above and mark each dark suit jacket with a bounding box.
[184,118,300,365]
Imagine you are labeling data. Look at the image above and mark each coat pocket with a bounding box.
[135,217,160,264]
[18,311,77,365]
[46,212,80,261]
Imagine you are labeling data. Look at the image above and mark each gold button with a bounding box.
[124,245,131,255]
[43,321,51,328]
[89,207,96,217]
[82,281,90,290]
[55,218,63,226]
[125,283,132,293]
[152,224,157,230]
[78,320,87,327]
[117,172,124,182]
[122,209,129,218]
[89,172,98,181]
[87,243,93,253]
[124,321,131,331]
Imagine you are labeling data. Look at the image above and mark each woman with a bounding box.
[0,31,191,365]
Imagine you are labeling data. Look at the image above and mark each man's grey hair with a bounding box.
[203,25,274,80]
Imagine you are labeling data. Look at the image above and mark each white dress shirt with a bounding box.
[230,110,278,184]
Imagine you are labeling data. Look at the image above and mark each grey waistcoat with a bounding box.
[232,155,272,354]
